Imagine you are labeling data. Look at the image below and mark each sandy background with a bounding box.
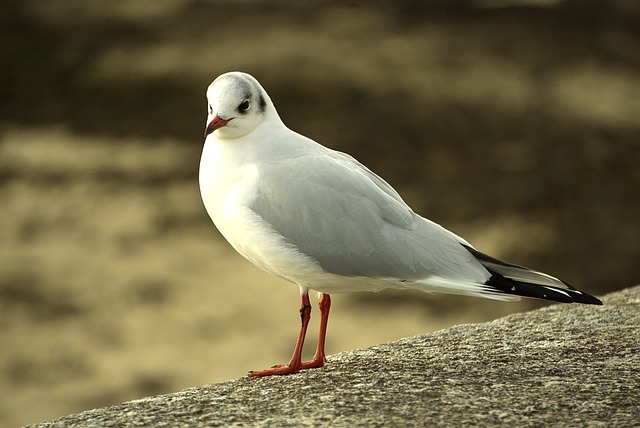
[1,1,639,426]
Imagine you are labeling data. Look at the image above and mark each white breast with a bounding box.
[199,136,323,287]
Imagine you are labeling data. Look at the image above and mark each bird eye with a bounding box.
[208,105,213,115]
[238,100,250,113]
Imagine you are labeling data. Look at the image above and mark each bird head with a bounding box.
[204,72,274,140]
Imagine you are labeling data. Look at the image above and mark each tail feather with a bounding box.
[464,246,602,305]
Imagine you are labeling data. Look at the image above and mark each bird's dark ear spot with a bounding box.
[258,94,267,113]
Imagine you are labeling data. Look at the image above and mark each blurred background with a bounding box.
[1,0,639,425]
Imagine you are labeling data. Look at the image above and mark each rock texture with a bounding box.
[34,286,639,427]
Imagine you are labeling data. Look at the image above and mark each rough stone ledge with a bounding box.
[33,286,639,427]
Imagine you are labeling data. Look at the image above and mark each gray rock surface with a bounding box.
[34,286,639,427]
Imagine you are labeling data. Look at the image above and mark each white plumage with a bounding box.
[199,71,602,377]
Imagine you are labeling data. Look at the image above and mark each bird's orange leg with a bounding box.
[301,293,331,369]
[248,292,331,377]
[248,292,313,377]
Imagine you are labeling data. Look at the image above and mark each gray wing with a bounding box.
[250,151,487,283]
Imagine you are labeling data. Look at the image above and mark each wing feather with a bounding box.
[250,152,489,283]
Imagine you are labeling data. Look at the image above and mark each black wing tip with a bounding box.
[484,273,603,305]
[573,293,603,305]
[463,245,603,305]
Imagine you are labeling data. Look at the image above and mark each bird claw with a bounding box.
[247,364,300,377]
[248,357,325,377]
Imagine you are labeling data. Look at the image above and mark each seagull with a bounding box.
[199,71,602,377]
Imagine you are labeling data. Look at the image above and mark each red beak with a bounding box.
[205,115,230,137]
